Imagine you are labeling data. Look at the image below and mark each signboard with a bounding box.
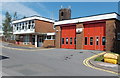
[76,28,83,34]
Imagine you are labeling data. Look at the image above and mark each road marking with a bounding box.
[2,46,54,51]
[83,52,120,75]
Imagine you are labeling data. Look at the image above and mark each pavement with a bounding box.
[3,43,37,50]
[1,42,119,76]
[88,55,120,74]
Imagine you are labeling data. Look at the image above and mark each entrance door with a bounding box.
[61,25,76,49]
[37,35,44,47]
[83,22,105,51]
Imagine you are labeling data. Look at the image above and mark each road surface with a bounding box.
[1,42,118,76]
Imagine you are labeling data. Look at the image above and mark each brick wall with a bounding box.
[55,26,61,48]
[43,40,55,48]
[76,23,84,49]
[106,19,116,52]
[35,20,55,33]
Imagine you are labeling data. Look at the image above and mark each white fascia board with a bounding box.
[12,16,55,24]
[54,13,119,25]
[117,14,120,20]
[47,32,55,35]
[13,29,35,35]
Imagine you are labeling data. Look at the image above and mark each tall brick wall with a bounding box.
[106,19,120,53]
[106,19,116,52]
[55,26,61,48]
[76,23,84,49]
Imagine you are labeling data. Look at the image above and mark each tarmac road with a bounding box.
[1,42,118,76]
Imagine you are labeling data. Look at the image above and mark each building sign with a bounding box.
[117,33,120,40]
[76,28,83,34]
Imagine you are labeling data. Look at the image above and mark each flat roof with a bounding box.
[55,12,120,26]
[12,15,55,24]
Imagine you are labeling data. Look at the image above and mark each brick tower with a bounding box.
[59,6,71,21]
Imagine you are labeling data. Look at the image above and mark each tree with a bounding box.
[2,12,12,40]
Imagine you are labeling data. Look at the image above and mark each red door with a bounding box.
[61,25,76,49]
[83,22,105,51]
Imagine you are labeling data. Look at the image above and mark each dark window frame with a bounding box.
[84,37,88,45]
[66,38,68,44]
[53,35,55,39]
[90,37,93,45]
[102,37,106,45]
[47,35,51,39]
[74,37,76,45]
[70,37,72,45]
[62,38,64,44]
[61,12,64,16]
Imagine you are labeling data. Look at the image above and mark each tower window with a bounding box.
[61,12,64,16]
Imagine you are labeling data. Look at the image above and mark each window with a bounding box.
[16,26,19,30]
[45,35,55,40]
[74,37,76,45]
[29,20,31,24]
[66,38,68,44]
[102,37,106,45]
[24,35,30,44]
[22,23,24,30]
[32,20,34,23]
[61,12,64,16]
[19,23,21,30]
[85,37,87,45]
[47,35,51,39]
[96,37,99,45]
[22,26,24,30]
[28,25,31,29]
[90,37,93,45]
[70,38,72,44]
[53,35,55,39]
[62,38,64,44]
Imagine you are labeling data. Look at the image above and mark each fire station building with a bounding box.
[55,9,120,52]
[12,8,120,52]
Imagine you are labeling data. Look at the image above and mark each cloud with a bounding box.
[2,2,40,18]
[1,2,41,31]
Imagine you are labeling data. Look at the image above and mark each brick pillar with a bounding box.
[76,23,84,49]
[55,26,61,48]
[106,20,116,52]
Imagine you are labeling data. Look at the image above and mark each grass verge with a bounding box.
[94,55,104,62]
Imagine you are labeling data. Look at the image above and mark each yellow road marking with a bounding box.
[2,46,54,51]
[83,52,120,75]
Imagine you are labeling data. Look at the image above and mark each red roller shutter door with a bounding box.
[84,22,105,51]
[61,25,76,49]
